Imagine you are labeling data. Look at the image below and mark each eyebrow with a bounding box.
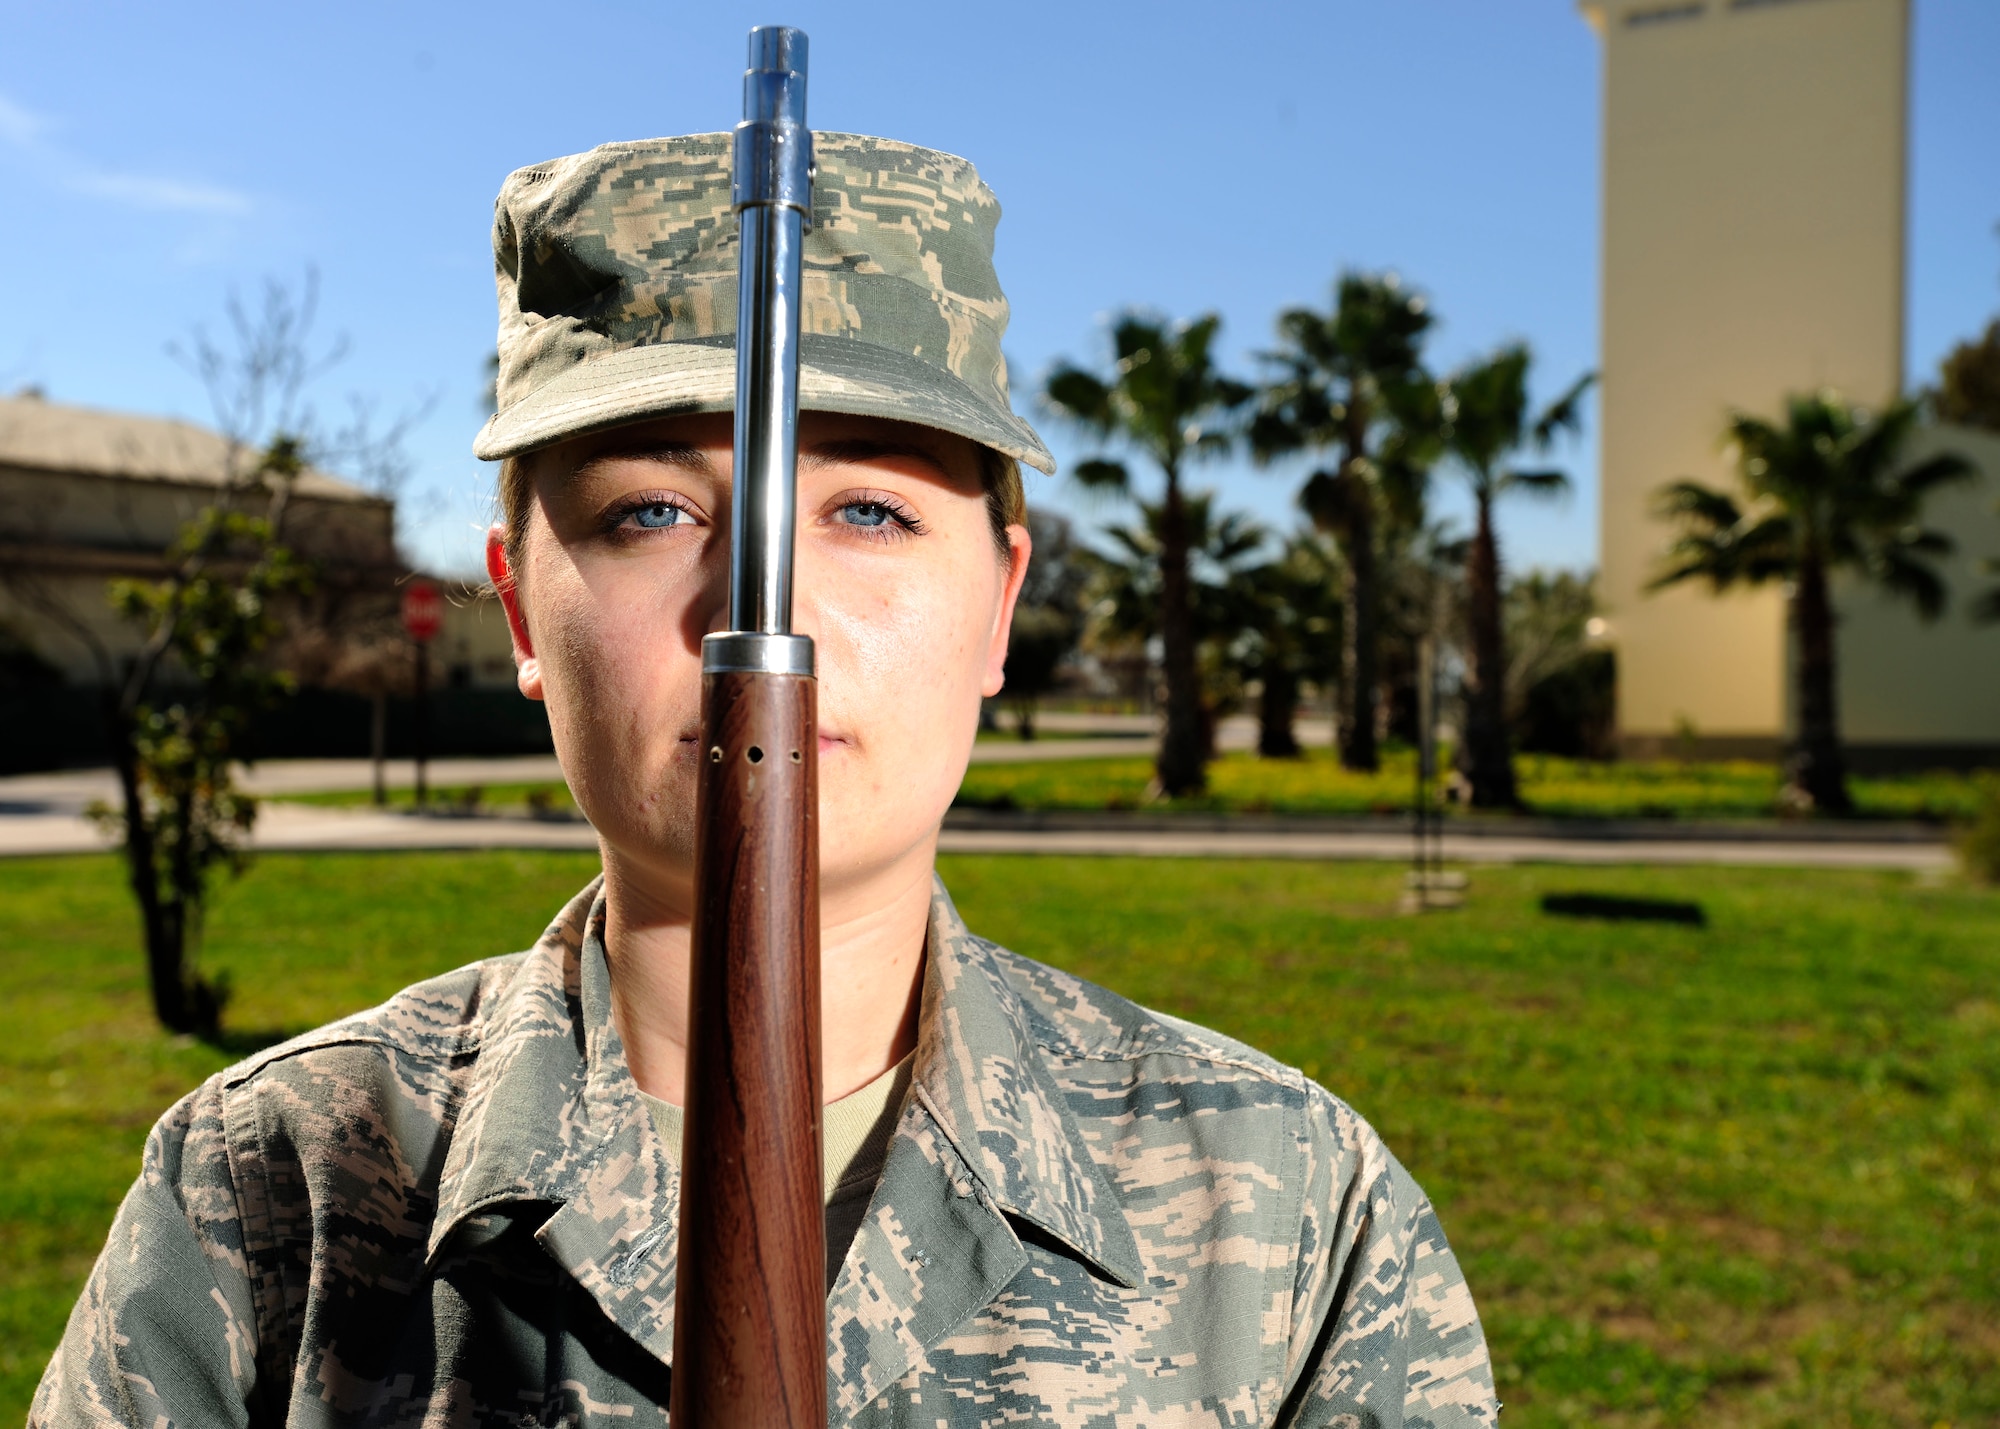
[569,435,955,483]
[800,437,954,479]
[571,441,713,481]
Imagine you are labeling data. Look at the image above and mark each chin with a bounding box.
[821,787,953,879]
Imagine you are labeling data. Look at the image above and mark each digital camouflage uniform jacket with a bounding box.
[35,878,1498,1428]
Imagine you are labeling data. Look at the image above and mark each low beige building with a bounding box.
[1582,0,2000,767]
[0,393,524,767]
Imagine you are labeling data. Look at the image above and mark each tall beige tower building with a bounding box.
[1585,0,2000,765]
[1585,0,1908,756]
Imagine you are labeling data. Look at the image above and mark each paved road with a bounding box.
[0,793,1951,870]
[2,716,1953,870]
[0,712,1314,809]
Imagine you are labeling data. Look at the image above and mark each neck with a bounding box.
[600,838,934,1106]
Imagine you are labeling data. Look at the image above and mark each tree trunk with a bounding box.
[1257,666,1301,758]
[1457,492,1519,808]
[1787,555,1852,813]
[1324,400,1381,775]
[105,693,197,1033]
[1155,467,1207,797]
[1339,488,1381,772]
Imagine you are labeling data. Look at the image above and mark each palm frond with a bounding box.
[1894,527,1954,559]
[1070,457,1130,493]
[1211,375,1256,411]
[1733,516,1799,574]
[1895,450,1979,498]
[1501,467,1570,498]
[1843,396,1922,480]
[1041,366,1113,431]
[1110,314,1170,367]
[1648,537,1738,592]
[1531,371,1597,448]
[1271,307,1328,361]
[1438,345,1532,483]
[1652,480,1743,529]
[1869,545,1951,622]
[1246,407,1306,463]
[1648,495,1794,592]
[1101,522,1151,561]
[1299,466,1371,535]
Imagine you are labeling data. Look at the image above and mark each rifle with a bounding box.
[670,26,824,1429]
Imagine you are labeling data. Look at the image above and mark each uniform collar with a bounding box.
[813,881,1146,1420]
[907,879,1143,1287]
[426,877,682,1358]
[426,874,1142,1378]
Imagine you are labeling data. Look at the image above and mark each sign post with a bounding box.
[400,580,443,812]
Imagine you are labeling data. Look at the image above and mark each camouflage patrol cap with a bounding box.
[473,132,1055,474]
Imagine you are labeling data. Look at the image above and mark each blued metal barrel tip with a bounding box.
[748,25,806,72]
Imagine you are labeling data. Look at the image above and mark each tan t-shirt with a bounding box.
[639,1054,914,1289]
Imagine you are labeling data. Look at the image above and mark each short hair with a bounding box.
[496,441,1021,566]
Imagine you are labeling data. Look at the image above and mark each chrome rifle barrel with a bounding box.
[711,25,813,674]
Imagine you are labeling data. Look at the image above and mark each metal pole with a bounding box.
[1416,640,1432,884]
[414,643,429,812]
[370,690,387,807]
[1417,633,1437,901]
[715,22,813,663]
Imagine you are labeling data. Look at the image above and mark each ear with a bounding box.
[485,525,544,702]
[981,523,1033,699]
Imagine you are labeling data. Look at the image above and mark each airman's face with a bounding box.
[489,411,1029,902]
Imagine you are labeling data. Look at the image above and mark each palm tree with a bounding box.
[1044,314,1251,795]
[1220,532,1343,758]
[1651,392,1971,813]
[1437,346,1595,808]
[1001,509,1091,740]
[1250,273,1438,773]
[1088,493,1268,762]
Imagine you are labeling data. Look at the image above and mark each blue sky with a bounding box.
[2,0,1996,577]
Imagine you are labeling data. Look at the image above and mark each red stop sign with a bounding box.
[401,579,444,643]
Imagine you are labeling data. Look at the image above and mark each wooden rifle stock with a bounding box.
[670,25,825,1429]
[674,671,822,1425]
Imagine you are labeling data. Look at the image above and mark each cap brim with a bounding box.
[473,333,1055,475]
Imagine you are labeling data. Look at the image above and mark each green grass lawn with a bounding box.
[3,852,1994,1426]
[283,779,583,816]
[282,751,1985,826]
[955,747,1985,822]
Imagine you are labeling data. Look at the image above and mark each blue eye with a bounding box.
[631,502,684,529]
[839,502,892,528]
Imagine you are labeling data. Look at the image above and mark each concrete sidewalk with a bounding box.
[0,737,1144,813]
[0,801,602,857]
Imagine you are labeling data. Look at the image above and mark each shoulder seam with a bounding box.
[983,939,1307,1088]
[222,1024,484,1089]
[1029,1036,1309,1088]
[217,955,523,1089]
